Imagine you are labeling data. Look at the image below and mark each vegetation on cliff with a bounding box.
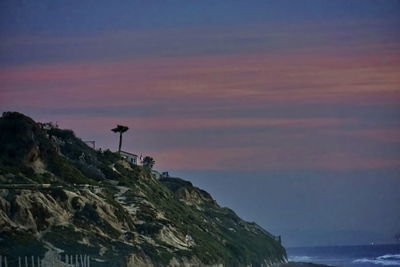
[0,112,286,266]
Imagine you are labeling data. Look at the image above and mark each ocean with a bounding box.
[286,244,400,267]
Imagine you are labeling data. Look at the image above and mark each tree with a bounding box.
[111,125,129,152]
[142,156,155,170]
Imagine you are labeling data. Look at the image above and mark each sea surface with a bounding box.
[287,244,400,267]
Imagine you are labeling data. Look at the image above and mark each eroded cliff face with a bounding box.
[0,183,199,266]
[0,112,287,266]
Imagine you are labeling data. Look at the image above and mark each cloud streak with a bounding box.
[2,47,399,108]
[1,16,399,172]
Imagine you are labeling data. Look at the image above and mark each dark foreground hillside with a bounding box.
[0,112,287,266]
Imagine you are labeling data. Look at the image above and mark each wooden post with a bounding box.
[19,257,21,267]
[75,255,78,267]
[32,255,35,267]
[80,255,84,267]
[0,255,2,267]
[4,257,7,267]
[37,256,40,267]
[25,256,28,267]
[87,255,90,267]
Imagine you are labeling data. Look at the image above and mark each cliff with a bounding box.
[0,112,287,266]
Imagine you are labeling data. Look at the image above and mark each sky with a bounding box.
[1,0,399,247]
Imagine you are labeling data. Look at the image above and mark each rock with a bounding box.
[0,112,287,266]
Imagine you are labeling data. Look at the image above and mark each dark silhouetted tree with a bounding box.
[111,125,129,152]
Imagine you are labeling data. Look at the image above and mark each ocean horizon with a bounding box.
[287,243,400,267]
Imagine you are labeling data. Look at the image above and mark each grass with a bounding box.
[0,232,46,257]
[0,112,287,266]
[43,225,99,255]
[47,156,95,185]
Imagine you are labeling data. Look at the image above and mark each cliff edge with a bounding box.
[0,112,287,266]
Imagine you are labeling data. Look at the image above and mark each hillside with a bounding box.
[0,112,287,266]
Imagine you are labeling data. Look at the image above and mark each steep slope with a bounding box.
[0,112,287,266]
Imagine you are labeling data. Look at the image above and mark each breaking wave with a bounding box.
[353,254,400,266]
[288,255,314,262]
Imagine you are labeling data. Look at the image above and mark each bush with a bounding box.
[47,156,93,184]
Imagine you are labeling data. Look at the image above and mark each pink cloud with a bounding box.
[2,32,399,172]
[148,146,400,171]
[324,129,400,143]
[1,46,399,110]
[30,114,398,172]
[38,114,354,133]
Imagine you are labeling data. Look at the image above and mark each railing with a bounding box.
[0,254,90,267]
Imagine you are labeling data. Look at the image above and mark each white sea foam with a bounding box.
[377,254,400,260]
[353,254,400,266]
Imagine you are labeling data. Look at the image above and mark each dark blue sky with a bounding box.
[1,0,399,34]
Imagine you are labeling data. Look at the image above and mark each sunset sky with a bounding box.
[1,0,399,246]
